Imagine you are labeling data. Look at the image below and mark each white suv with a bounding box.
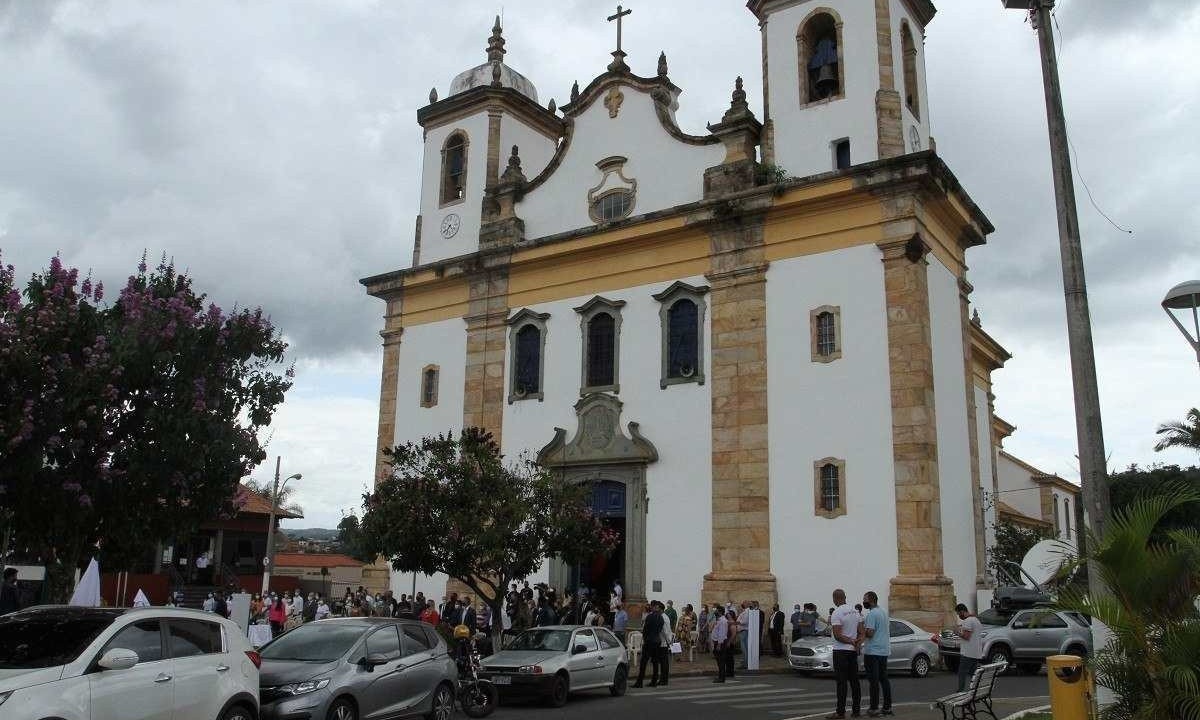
[0,605,260,720]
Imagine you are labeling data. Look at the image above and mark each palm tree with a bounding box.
[1154,408,1200,453]
[1055,483,1200,720]
[244,478,303,516]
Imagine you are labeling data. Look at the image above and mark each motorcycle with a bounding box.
[456,640,498,718]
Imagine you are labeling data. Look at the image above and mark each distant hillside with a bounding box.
[282,528,339,541]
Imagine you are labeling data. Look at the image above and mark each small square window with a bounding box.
[834,140,851,170]
[810,305,842,363]
[814,458,847,519]
[420,365,440,408]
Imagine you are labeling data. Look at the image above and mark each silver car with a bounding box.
[479,625,627,707]
[788,618,941,678]
[937,608,1092,674]
[258,618,457,720]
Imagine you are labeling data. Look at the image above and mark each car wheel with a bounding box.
[327,698,357,720]
[424,684,454,720]
[1017,662,1042,675]
[546,673,569,707]
[910,653,931,678]
[220,704,255,720]
[610,665,628,697]
[988,646,1012,668]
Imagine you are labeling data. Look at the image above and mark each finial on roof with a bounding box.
[500,144,526,184]
[486,15,507,63]
[972,308,982,326]
[571,80,580,104]
[658,51,668,77]
[733,76,746,104]
[718,75,754,125]
[491,61,502,86]
[429,87,438,103]
[548,98,557,113]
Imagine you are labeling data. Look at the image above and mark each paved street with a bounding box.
[491,670,1050,720]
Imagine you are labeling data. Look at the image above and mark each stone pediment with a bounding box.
[537,393,658,467]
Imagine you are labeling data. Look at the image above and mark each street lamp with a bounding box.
[261,455,301,595]
[1162,281,1200,369]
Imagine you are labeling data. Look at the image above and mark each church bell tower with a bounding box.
[748,0,935,177]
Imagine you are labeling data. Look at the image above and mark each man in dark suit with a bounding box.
[633,602,664,688]
[769,604,786,657]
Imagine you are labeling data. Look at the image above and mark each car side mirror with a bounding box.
[572,644,588,655]
[361,653,389,670]
[98,648,139,671]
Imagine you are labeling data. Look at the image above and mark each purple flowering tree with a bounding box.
[0,253,291,597]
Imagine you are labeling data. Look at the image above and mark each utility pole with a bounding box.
[261,456,281,596]
[1004,0,1111,588]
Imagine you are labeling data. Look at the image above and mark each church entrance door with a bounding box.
[568,481,625,604]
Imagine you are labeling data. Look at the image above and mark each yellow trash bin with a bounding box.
[1047,654,1093,720]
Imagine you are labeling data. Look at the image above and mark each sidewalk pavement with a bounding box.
[666,650,793,675]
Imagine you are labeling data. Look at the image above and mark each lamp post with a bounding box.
[261,455,301,595]
[1162,281,1200,370]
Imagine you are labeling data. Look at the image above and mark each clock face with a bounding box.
[910,126,922,152]
[440,213,461,239]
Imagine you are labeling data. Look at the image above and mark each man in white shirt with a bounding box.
[292,591,305,622]
[828,588,863,719]
[315,597,331,620]
[202,592,215,613]
[736,602,751,669]
[955,603,984,691]
[710,609,731,683]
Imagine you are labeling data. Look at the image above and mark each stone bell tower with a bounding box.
[747,0,934,176]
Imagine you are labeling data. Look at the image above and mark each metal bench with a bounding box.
[931,661,1007,720]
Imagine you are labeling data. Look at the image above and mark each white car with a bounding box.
[0,605,260,720]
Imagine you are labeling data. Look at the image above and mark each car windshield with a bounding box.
[261,623,366,662]
[0,613,116,669]
[978,609,1012,627]
[506,629,571,652]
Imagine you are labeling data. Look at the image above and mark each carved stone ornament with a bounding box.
[604,86,625,118]
[536,393,658,468]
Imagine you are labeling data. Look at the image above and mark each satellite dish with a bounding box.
[1020,539,1075,587]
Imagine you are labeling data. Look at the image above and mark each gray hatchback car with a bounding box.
[258,618,457,720]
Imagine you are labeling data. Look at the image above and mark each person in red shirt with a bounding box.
[420,599,440,626]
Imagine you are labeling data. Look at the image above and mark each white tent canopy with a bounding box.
[69,558,102,607]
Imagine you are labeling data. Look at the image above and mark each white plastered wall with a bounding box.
[995,453,1045,521]
[766,245,899,608]
[928,257,977,606]
[763,0,881,177]
[419,112,490,265]
[388,317,468,599]
[517,88,724,240]
[501,276,714,605]
[499,116,557,186]
[974,384,997,572]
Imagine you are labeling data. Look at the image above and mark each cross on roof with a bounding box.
[607,4,632,53]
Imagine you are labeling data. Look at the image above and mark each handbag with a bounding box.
[669,641,683,654]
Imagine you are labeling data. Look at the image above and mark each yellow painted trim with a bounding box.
[400,279,469,326]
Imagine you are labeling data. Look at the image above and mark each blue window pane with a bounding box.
[515,324,541,396]
[587,313,616,387]
[668,299,699,379]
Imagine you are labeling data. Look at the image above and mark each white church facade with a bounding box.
[363,0,1073,631]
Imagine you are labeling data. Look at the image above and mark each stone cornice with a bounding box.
[417,85,564,141]
[970,322,1012,371]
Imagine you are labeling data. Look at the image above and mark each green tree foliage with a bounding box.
[0,253,291,596]
[1108,465,1200,544]
[1056,484,1200,720]
[359,428,617,646]
[336,513,374,564]
[1154,408,1200,454]
[987,518,1052,583]
[244,477,303,517]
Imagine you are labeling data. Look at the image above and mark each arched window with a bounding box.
[1064,497,1072,537]
[901,22,920,120]
[440,132,468,205]
[810,305,842,362]
[797,11,843,105]
[814,458,847,518]
[515,325,542,397]
[667,300,699,379]
[420,365,440,408]
[1053,497,1061,534]
[575,296,625,394]
[587,313,616,388]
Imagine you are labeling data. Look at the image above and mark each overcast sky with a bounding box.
[3,0,1198,529]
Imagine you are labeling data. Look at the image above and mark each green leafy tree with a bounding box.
[244,478,303,517]
[1155,408,1200,454]
[1108,465,1200,544]
[1056,483,1200,720]
[0,253,291,597]
[336,513,374,564]
[987,518,1052,583]
[358,428,617,648]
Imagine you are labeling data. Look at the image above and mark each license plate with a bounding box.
[491,676,512,685]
